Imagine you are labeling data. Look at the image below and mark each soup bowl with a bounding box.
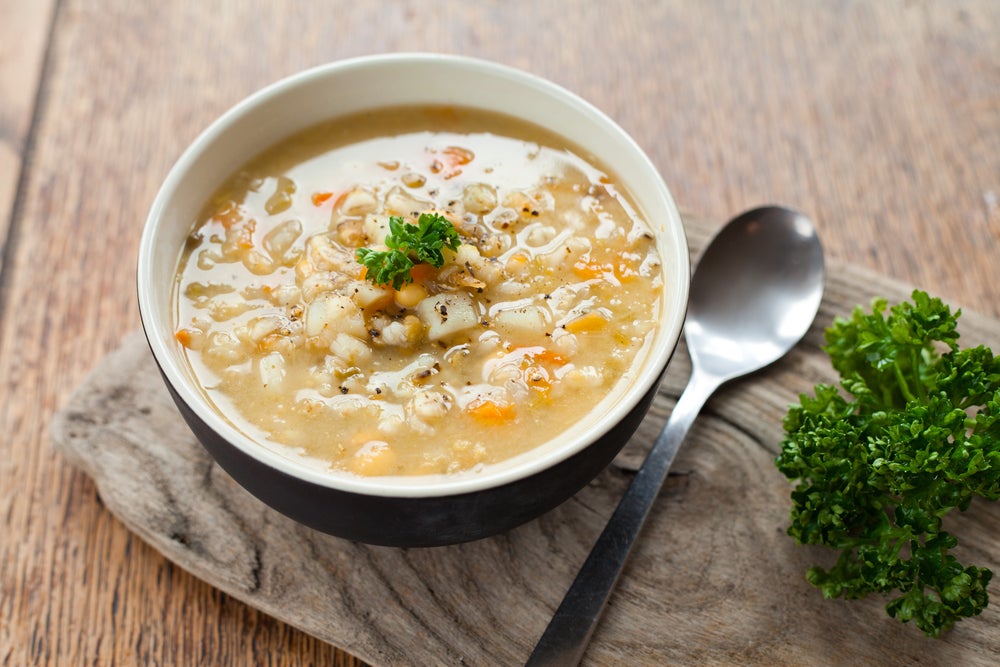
[137,53,689,546]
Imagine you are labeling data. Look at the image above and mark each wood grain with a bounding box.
[50,215,1000,666]
[0,0,55,271]
[2,1,999,665]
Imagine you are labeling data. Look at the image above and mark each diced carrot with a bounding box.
[466,400,516,425]
[526,347,568,366]
[564,311,610,334]
[572,259,611,280]
[614,261,638,283]
[312,191,333,206]
[442,146,474,166]
[408,263,438,283]
[527,373,553,402]
[175,329,193,348]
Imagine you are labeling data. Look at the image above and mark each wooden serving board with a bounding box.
[51,215,1000,666]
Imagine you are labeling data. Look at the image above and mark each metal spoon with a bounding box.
[525,206,825,666]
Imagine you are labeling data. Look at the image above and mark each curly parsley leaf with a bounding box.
[776,290,1000,637]
[356,213,461,289]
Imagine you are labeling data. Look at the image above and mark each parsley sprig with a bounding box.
[777,290,1000,637]
[355,213,461,289]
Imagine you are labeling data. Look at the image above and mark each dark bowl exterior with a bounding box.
[154,354,671,547]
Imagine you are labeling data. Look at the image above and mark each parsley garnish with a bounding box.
[776,290,1000,636]
[355,213,461,289]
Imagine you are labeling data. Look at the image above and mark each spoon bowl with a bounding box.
[687,206,825,380]
[527,206,825,666]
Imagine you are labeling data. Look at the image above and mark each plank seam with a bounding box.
[0,0,64,337]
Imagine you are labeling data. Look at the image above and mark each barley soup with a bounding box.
[174,106,665,476]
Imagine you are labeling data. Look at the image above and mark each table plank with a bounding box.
[2,1,999,665]
[0,0,55,269]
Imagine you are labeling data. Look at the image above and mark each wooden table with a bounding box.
[2,2,998,665]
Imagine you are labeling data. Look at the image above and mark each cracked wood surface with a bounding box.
[50,214,1000,666]
[3,2,999,665]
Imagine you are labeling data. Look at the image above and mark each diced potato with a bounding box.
[415,292,479,341]
[492,304,552,338]
[454,244,482,266]
[363,214,392,245]
[330,333,372,365]
[258,352,286,389]
[347,279,393,310]
[305,294,367,339]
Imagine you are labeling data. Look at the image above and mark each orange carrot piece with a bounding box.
[564,311,610,334]
[466,400,516,425]
[572,259,611,280]
[175,329,193,348]
[526,348,569,366]
[312,191,333,206]
[442,146,474,166]
[408,263,438,283]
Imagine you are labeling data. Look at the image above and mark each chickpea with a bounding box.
[395,282,427,308]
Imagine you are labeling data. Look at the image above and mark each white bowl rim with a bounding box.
[138,52,689,498]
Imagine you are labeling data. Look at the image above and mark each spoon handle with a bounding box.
[524,370,718,667]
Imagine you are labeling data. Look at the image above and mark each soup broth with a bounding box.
[174,106,664,476]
